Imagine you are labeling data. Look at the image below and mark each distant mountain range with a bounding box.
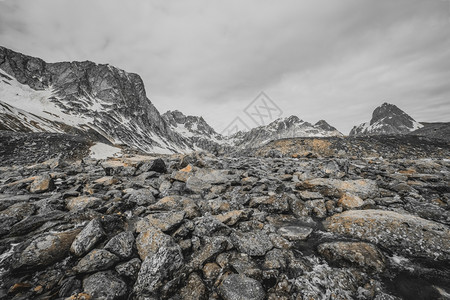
[0,46,448,154]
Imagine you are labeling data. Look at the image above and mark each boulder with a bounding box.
[135,225,175,260]
[278,226,313,241]
[83,271,127,300]
[300,178,378,199]
[318,242,386,273]
[29,174,54,193]
[230,231,273,256]
[219,274,265,300]
[66,196,102,211]
[18,229,79,269]
[71,219,105,257]
[337,193,364,210]
[133,242,183,296]
[323,209,450,261]
[73,249,119,274]
[104,231,135,259]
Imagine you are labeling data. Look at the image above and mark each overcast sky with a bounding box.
[1,0,449,134]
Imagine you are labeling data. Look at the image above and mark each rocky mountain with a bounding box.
[350,102,423,136]
[0,46,198,154]
[231,116,343,149]
[162,110,227,153]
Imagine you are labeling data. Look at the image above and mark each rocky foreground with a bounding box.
[0,135,449,300]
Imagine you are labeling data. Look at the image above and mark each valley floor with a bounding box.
[0,134,449,300]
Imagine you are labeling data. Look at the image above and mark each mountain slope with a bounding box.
[0,46,193,154]
[408,122,450,141]
[230,115,343,149]
[162,110,228,153]
[349,102,423,136]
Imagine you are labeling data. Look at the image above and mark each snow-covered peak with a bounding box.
[229,115,343,149]
[350,102,423,136]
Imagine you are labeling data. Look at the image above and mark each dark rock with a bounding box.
[83,271,127,300]
[318,242,386,273]
[278,226,313,241]
[73,249,119,274]
[133,242,183,296]
[180,272,207,300]
[140,158,167,173]
[230,231,273,256]
[104,231,135,259]
[17,229,79,269]
[219,274,265,300]
[193,216,231,237]
[71,219,105,256]
[115,258,141,279]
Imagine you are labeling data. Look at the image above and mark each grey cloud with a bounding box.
[0,0,448,134]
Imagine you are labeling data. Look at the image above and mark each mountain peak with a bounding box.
[350,102,423,136]
[315,120,338,132]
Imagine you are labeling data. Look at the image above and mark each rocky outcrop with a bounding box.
[350,102,423,136]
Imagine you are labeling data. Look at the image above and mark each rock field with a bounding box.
[0,134,449,300]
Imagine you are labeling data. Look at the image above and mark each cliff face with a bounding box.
[0,46,192,153]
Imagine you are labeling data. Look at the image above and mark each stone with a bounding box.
[219,274,265,300]
[300,178,378,199]
[93,176,118,186]
[202,262,221,281]
[269,233,293,249]
[133,242,183,296]
[149,196,200,219]
[8,210,65,237]
[71,219,105,257]
[172,164,194,182]
[115,258,141,279]
[66,196,102,211]
[73,249,119,274]
[126,189,156,206]
[29,174,54,193]
[249,194,290,213]
[83,271,127,300]
[139,158,167,173]
[104,231,135,259]
[230,231,273,256]
[337,193,364,210]
[263,249,287,269]
[297,190,323,200]
[323,209,450,261]
[17,229,79,269]
[188,236,229,270]
[305,199,327,218]
[58,276,81,298]
[214,210,248,226]
[317,242,386,273]
[193,216,231,237]
[278,226,313,241]
[180,272,207,300]
[135,225,176,260]
[142,211,185,232]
